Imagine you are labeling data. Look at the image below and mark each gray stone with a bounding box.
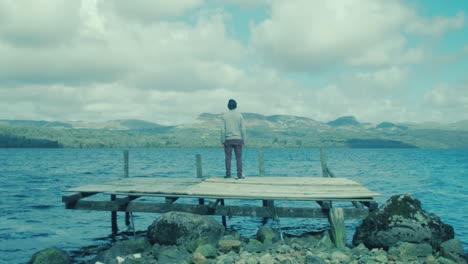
[374,254,388,263]
[192,252,208,264]
[215,252,238,264]
[245,256,260,264]
[437,256,459,264]
[425,255,438,264]
[314,232,334,252]
[331,250,351,263]
[218,239,242,253]
[147,212,224,247]
[351,243,369,257]
[387,242,432,262]
[28,248,70,264]
[304,254,326,264]
[195,244,218,258]
[440,239,467,264]
[94,238,151,264]
[277,244,292,254]
[353,194,454,250]
[244,238,269,253]
[155,245,191,263]
[259,253,273,264]
[256,226,281,244]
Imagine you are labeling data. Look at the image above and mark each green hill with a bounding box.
[1,114,468,148]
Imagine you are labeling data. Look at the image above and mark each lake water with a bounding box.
[0,148,467,263]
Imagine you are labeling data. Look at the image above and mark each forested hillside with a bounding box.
[1,114,468,148]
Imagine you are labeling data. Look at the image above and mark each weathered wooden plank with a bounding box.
[62,192,97,204]
[316,201,332,210]
[205,177,360,185]
[63,176,380,203]
[101,192,376,202]
[62,192,98,209]
[190,184,375,194]
[64,177,203,193]
[70,201,370,219]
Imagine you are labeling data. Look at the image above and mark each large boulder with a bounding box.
[28,248,71,264]
[93,238,151,264]
[256,226,281,244]
[353,194,454,250]
[440,239,467,264]
[147,212,224,248]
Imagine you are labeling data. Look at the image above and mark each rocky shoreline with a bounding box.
[28,194,467,264]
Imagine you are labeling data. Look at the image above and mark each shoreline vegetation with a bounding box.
[28,194,467,264]
[2,113,468,148]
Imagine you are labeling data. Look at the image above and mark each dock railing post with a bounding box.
[196,154,203,178]
[195,154,205,205]
[124,150,131,227]
[320,148,329,177]
[258,149,265,176]
[124,150,129,178]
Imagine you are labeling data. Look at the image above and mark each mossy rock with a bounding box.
[353,194,454,250]
[28,248,70,264]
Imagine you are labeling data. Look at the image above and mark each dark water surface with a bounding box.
[0,148,467,263]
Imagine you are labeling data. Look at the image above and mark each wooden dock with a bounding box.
[62,149,381,247]
[64,176,379,202]
[62,176,380,245]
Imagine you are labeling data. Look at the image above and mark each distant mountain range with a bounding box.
[1,114,468,148]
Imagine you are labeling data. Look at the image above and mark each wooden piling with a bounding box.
[196,154,203,178]
[329,208,346,248]
[258,149,265,176]
[220,199,226,228]
[124,150,129,178]
[196,154,205,205]
[320,148,329,177]
[124,150,130,226]
[111,194,118,236]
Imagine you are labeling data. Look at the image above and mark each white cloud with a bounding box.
[0,0,81,46]
[222,0,272,8]
[407,11,465,36]
[99,0,204,22]
[423,82,468,122]
[0,1,246,90]
[250,0,463,70]
[350,66,408,93]
[0,0,466,125]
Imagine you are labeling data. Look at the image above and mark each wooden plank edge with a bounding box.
[99,192,379,202]
[62,192,98,209]
[68,200,371,219]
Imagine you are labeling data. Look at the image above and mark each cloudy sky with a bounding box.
[1,0,467,125]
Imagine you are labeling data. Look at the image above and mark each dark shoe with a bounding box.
[236,176,245,179]
[224,176,231,179]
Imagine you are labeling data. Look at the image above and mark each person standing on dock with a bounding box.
[221,99,246,179]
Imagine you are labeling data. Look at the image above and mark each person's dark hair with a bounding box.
[228,99,237,110]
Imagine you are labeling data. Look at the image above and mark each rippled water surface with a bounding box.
[1,148,467,263]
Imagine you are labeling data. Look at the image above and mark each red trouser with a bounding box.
[224,139,243,177]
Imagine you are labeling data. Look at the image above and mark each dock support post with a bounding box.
[262,200,274,224]
[328,208,346,249]
[220,199,226,228]
[124,150,130,226]
[111,194,118,236]
[196,154,205,205]
[258,149,265,176]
